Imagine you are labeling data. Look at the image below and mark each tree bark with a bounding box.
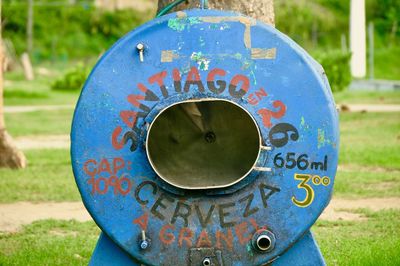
[0,0,27,169]
[157,0,275,26]
[27,0,34,54]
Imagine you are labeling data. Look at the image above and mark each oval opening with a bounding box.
[146,99,261,190]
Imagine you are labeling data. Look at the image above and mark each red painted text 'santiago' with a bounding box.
[111,67,288,150]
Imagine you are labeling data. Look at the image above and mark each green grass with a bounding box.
[334,112,400,199]
[0,108,398,203]
[374,46,400,80]
[334,167,400,198]
[0,220,99,266]
[4,89,78,106]
[339,112,400,169]
[4,61,86,106]
[0,149,80,203]
[314,210,400,266]
[0,211,398,265]
[5,109,74,137]
[0,87,399,263]
[333,90,400,105]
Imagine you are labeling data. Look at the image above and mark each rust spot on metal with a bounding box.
[199,16,256,48]
[251,48,277,60]
[177,11,187,18]
[161,50,180,63]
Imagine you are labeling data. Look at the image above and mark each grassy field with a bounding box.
[0,110,398,265]
[0,211,399,266]
[0,149,80,203]
[340,112,400,169]
[5,109,74,137]
[4,61,86,106]
[374,46,400,81]
[316,210,400,266]
[0,220,99,266]
[334,90,400,105]
[1,111,399,202]
[1,64,400,265]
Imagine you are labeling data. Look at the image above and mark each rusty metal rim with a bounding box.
[145,98,263,190]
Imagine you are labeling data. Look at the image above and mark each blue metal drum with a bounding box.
[71,9,339,266]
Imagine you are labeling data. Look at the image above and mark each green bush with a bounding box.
[51,64,89,91]
[3,1,150,61]
[276,0,342,49]
[314,51,352,92]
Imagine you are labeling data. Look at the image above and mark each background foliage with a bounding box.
[3,0,150,61]
[51,64,89,91]
[2,0,400,80]
[314,51,352,92]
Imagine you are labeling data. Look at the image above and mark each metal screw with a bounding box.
[140,240,149,250]
[139,230,149,250]
[202,257,211,266]
[136,43,145,62]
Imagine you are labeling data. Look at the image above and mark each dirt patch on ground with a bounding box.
[329,197,400,211]
[15,135,70,150]
[320,210,367,221]
[338,164,400,173]
[1,198,399,232]
[4,105,74,113]
[0,202,91,232]
[320,197,400,221]
[372,181,398,191]
[338,104,400,113]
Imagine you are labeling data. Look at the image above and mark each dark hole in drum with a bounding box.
[204,131,216,143]
[146,100,260,189]
[257,236,272,251]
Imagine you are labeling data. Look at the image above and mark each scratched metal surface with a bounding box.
[71,9,339,265]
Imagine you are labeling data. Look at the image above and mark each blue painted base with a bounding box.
[90,230,325,266]
[89,233,141,266]
[272,231,326,266]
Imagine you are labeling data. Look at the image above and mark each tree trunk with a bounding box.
[0,0,27,169]
[157,0,275,26]
[27,0,34,54]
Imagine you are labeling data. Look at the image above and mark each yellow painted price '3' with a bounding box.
[292,174,331,208]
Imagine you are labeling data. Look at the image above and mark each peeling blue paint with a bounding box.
[168,16,201,32]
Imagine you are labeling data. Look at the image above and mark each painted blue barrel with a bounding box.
[71,9,338,266]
